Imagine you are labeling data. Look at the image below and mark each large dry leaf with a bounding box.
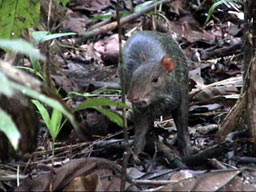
[15,158,133,191]
[190,76,242,102]
[63,10,92,34]
[169,21,216,44]
[161,169,242,191]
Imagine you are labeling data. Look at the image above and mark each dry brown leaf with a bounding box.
[160,169,241,191]
[192,86,239,102]
[63,10,91,34]
[73,0,111,11]
[94,34,120,65]
[15,158,133,191]
[63,173,104,191]
[169,21,216,44]
[167,0,188,16]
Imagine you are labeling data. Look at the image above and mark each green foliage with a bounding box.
[57,0,72,7]
[0,39,46,61]
[32,100,64,141]
[0,72,13,97]
[69,90,128,127]
[11,31,76,80]
[30,58,42,77]
[134,0,156,12]
[69,91,120,98]
[0,0,40,39]
[12,83,78,132]
[97,88,121,94]
[0,28,78,151]
[205,0,242,25]
[91,12,115,22]
[32,31,76,44]
[75,97,130,110]
[16,66,45,80]
[0,109,21,150]
[0,72,21,150]
[75,97,130,127]
[93,107,123,127]
[91,11,131,22]
[0,69,79,142]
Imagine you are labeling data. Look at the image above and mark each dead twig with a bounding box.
[116,1,130,191]
[200,40,242,60]
[156,141,187,168]
[75,0,172,44]
[47,0,53,30]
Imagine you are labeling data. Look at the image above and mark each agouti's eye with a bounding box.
[152,77,159,83]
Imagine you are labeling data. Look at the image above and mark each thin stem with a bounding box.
[116,1,130,191]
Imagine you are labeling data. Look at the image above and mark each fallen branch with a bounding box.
[75,0,172,44]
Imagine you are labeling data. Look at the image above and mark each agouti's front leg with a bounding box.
[133,108,153,156]
[172,90,192,157]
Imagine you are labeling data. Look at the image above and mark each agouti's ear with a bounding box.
[161,55,176,72]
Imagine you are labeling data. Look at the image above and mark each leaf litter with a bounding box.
[1,0,256,191]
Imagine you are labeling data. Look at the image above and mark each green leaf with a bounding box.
[49,109,63,140]
[134,0,156,12]
[69,91,120,98]
[32,100,64,141]
[32,31,76,43]
[0,0,40,39]
[32,31,49,43]
[97,88,121,94]
[0,109,21,150]
[91,10,131,22]
[75,97,128,127]
[0,72,13,97]
[57,0,72,7]
[16,66,45,80]
[30,57,41,73]
[69,92,101,97]
[92,107,123,127]
[205,0,242,25]
[75,97,130,111]
[91,12,114,22]
[7,81,79,133]
[32,100,51,129]
[0,39,46,61]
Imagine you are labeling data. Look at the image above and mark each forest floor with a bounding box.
[1,0,256,191]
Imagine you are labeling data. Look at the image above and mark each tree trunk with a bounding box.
[244,1,256,140]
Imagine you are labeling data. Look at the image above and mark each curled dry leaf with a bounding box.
[15,158,134,191]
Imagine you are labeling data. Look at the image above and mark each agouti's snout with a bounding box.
[127,95,149,108]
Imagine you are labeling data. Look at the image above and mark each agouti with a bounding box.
[121,31,191,157]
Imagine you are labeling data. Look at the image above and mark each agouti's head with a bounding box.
[127,55,176,108]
